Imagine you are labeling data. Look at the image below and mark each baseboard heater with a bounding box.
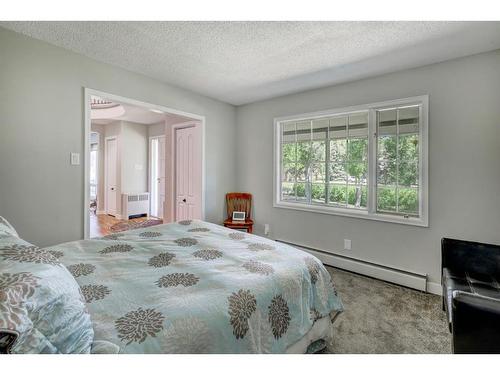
[122,193,150,220]
[277,239,428,292]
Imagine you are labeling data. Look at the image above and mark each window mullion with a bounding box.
[307,121,312,204]
[345,117,349,207]
[395,109,400,213]
[325,120,330,205]
[294,133,298,200]
[418,104,424,219]
[367,109,376,214]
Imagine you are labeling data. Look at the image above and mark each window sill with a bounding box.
[273,201,428,227]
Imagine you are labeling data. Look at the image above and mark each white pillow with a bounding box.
[0,216,18,237]
[0,231,94,353]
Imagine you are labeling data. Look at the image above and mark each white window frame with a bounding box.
[273,95,429,227]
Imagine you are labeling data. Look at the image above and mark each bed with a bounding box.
[1,218,343,354]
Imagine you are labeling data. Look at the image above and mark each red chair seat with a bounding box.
[223,192,253,233]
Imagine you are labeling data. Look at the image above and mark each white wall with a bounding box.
[148,122,166,138]
[0,27,237,247]
[235,49,500,285]
[103,121,123,216]
[120,121,148,195]
[99,120,149,217]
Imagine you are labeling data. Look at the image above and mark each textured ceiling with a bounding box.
[2,21,500,105]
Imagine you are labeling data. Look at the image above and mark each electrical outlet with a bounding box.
[344,239,351,250]
[264,224,270,236]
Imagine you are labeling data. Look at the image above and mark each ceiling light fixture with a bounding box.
[90,97,125,119]
[90,97,119,110]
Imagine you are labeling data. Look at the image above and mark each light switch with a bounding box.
[344,239,352,250]
[70,153,80,165]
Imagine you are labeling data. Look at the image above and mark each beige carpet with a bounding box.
[325,266,452,354]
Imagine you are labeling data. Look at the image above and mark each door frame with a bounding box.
[148,135,166,219]
[103,136,118,217]
[170,121,205,222]
[84,88,206,239]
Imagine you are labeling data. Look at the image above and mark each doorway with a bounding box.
[84,89,206,239]
[149,135,166,218]
[89,131,99,214]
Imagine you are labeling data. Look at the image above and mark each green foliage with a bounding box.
[283,182,367,208]
[348,185,367,207]
[281,130,419,214]
[378,135,418,186]
[296,142,311,164]
[397,188,419,213]
[282,143,296,163]
[296,183,305,198]
[329,184,367,207]
[377,187,396,211]
[281,182,294,198]
[377,134,419,213]
[347,138,367,161]
[329,184,346,204]
[311,184,325,201]
[377,187,418,214]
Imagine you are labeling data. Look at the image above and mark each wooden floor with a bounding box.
[89,212,160,238]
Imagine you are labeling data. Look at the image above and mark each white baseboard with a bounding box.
[426,282,443,296]
[278,240,441,295]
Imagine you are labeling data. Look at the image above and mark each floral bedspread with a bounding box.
[45,220,343,353]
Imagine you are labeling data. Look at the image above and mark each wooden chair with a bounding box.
[223,192,254,233]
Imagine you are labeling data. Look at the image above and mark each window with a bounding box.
[274,96,428,226]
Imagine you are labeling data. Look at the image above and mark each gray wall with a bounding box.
[0,27,237,247]
[235,49,500,284]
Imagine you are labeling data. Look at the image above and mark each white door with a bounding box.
[105,137,118,216]
[175,126,202,221]
[150,136,166,218]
